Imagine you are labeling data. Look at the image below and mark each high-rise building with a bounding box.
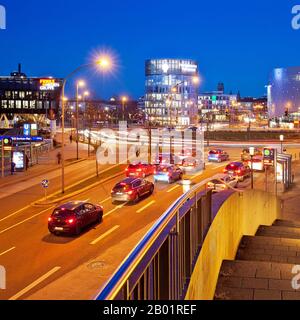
[268,67,300,118]
[145,59,200,126]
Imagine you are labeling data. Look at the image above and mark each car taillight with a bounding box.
[137,169,142,172]
[125,168,129,172]
[127,190,134,195]
[223,169,227,173]
[67,219,75,224]
[237,170,241,174]
[48,217,52,222]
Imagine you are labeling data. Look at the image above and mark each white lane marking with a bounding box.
[90,225,120,245]
[136,200,156,213]
[9,266,61,300]
[0,205,31,223]
[100,196,111,204]
[0,246,16,257]
[190,172,203,180]
[103,204,126,218]
[0,207,55,236]
[167,185,180,193]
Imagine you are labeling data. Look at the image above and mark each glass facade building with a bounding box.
[145,59,199,125]
[268,67,300,118]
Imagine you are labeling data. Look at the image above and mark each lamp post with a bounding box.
[280,134,284,154]
[121,96,128,121]
[76,80,85,160]
[60,56,112,194]
[249,146,255,189]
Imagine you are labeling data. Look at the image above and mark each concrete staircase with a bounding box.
[214,219,300,300]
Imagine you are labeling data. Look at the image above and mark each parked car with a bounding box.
[241,148,262,161]
[111,177,154,204]
[125,163,155,178]
[154,165,183,183]
[48,201,103,236]
[208,149,230,163]
[207,175,238,192]
[223,162,251,181]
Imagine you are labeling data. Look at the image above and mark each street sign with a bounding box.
[263,147,275,166]
[41,179,49,189]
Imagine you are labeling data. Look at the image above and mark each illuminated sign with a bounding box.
[0,5,6,30]
[39,79,60,91]
[13,152,25,170]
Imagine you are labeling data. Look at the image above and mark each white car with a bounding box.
[207,175,238,192]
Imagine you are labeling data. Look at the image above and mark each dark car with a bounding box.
[125,163,155,178]
[111,177,154,204]
[208,149,229,163]
[48,201,103,236]
[223,162,251,182]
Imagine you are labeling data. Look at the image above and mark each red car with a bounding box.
[48,201,103,236]
[125,163,155,178]
[223,162,251,182]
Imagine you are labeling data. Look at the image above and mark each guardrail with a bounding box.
[96,176,231,300]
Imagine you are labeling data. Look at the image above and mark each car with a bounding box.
[223,162,251,181]
[208,149,230,163]
[48,201,103,236]
[154,153,182,166]
[154,165,183,183]
[111,177,154,204]
[207,175,238,192]
[125,163,155,178]
[241,148,262,161]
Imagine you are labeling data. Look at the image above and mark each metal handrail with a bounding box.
[95,173,241,300]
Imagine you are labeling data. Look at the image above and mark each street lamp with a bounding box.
[249,146,255,189]
[76,80,85,160]
[280,134,284,154]
[121,96,128,121]
[60,55,113,193]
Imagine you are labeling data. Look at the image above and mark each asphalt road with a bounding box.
[0,145,298,300]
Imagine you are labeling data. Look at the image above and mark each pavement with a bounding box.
[0,142,300,300]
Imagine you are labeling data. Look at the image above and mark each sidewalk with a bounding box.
[0,133,93,189]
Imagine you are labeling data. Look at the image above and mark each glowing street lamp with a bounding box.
[60,55,113,193]
[121,96,128,121]
[249,146,255,189]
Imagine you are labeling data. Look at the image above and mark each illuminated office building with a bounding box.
[145,59,200,126]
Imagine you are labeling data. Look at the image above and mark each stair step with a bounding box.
[273,219,300,228]
[214,260,300,300]
[256,225,300,240]
[236,235,300,265]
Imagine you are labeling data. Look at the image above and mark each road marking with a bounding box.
[0,207,55,236]
[103,204,126,218]
[215,164,226,169]
[167,185,180,193]
[9,266,61,300]
[0,246,16,257]
[190,172,203,180]
[100,196,111,204]
[90,225,120,245]
[136,200,156,213]
[0,205,31,223]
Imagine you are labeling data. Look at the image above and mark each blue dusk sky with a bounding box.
[0,0,299,99]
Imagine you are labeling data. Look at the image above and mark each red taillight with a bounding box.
[48,217,52,222]
[223,169,227,173]
[125,168,129,172]
[137,169,142,172]
[67,218,75,224]
[127,190,134,195]
[237,170,241,174]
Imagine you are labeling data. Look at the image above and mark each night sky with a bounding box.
[0,0,299,99]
